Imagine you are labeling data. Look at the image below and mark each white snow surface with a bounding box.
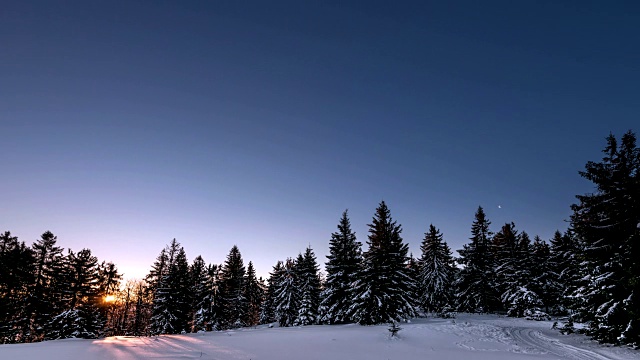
[2,314,639,360]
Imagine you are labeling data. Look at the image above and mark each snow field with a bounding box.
[1,314,638,360]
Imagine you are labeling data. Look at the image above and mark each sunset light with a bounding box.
[104,295,116,303]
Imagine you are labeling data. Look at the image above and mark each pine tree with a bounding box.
[243,261,263,327]
[349,201,418,325]
[47,248,103,339]
[0,231,35,343]
[456,207,499,313]
[494,226,541,317]
[70,249,103,338]
[492,223,519,301]
[26,231,65,342]
[493,223,518,313]
[189,256,209,332]
[148,246,171,335]
[260,261,284,324]
[146,249,168,296]
[549,230,582,314]
[530,235,556,314]
[570,131,640,345]
[320,210,362,324]
[417,224,455,314]
[274,258,300,327]
[406,253,420,310]
[218,245,247,329]
[97,261,122,336]
[168,247,191,333]
[207,263,223,330]
[294,247,321,326]
[148,239,190,334]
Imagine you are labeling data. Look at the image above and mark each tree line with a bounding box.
[1,131,638,347]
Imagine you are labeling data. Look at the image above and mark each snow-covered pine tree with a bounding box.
[189,255,209,332]
[149,248,173,335]
[146,247,168,335]
[149,239,190,335]
[25,231,65,342]
[319,210,362,324]
[529,235,556,314]
[0,231,35,343]
[570,131,640,345]
[46,248,103,339]
[494,227,541,317]
[294,247,321,326]
[417,224,456,314]
[549,230,582,314]
[260,260,283,324]
[492,222,519,304]
[349,201,418,325]
[218,245,247,329]
[274,258,300,327]
[168,247,191,333]
[456,207,499,313]
[243,261,264,327]
[406,253,420,309]
[207,264,223,330]
[192,263,221,331]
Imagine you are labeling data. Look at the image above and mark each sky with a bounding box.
[1,1,639,280]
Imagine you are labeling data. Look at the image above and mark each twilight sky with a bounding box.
[1,1,639,279]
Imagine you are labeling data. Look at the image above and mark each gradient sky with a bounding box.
[2,1,639,279]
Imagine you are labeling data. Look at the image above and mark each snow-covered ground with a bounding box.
[1,314,638,360]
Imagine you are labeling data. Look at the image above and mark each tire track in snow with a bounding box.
[509,327,612,360]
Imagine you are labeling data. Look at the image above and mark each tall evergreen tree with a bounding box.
[207,264,223,330]
[570,131,640,345]
[218,245,247,329]
[0,232,35,343]
[260,261,283,324]
[273,258,300,327]
[243,261,264,327]
[492,223,519,312]
[349,201,417,325]
[47,248,103,339]
[456,207,498,313]
[530,235,556,314]
[168,247,191,333]
[494,226,540,317]
[294,247,321,326]
[26,231,65,341]
[189,256,210,332]
[148,239,190,334]
[417,224,455,314]
[146,249,168,297]
[320,210,362,324]
[549,230,582,314]
[148,246,171,335]
[406,253,420,308]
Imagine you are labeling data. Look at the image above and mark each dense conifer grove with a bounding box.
[1,131,638,347]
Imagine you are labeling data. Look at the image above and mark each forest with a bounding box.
[1,131,638,347]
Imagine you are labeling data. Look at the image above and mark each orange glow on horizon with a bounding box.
[104,295,116,303]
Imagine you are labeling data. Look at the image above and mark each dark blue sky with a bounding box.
[2,1,639,278]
